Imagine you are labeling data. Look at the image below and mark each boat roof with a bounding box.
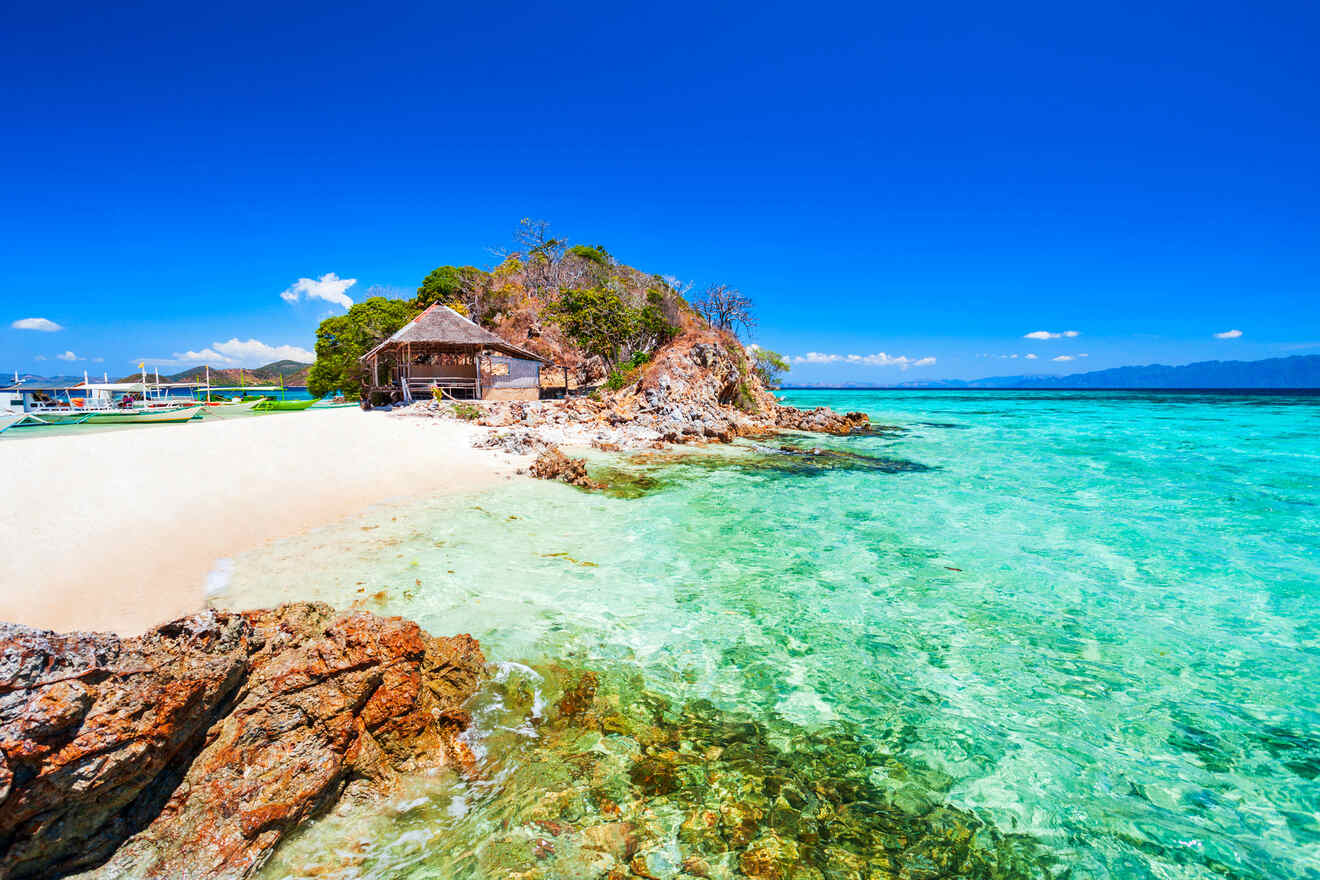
[74,382,148,391]
[1,381,79,392]
[204,385,282,391]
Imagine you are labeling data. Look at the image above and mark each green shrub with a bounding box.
[452,402,481,420]
[733,381,759,414]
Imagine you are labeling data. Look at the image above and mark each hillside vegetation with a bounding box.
[119,360,311,386]
[307,220,787,401]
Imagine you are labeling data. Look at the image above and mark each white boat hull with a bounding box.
[86,405,203,424]
[199,399,265,418]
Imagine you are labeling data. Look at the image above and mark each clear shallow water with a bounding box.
[216,391,1320,879]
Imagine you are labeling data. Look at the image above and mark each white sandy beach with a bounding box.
[0,409,522,635]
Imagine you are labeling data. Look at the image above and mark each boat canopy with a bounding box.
[71,383,148,392]
[203,385,283,392]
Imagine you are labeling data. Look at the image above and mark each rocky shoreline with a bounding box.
[1,608,1051,880]
[0,341,886,878]
[0,604,484,880]
[391,331,870,464]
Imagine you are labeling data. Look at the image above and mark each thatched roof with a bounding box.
[362,305,546,362]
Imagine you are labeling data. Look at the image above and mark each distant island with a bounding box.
[115,359,313,386]
[8,360,313,388]
[785,354,1320,390]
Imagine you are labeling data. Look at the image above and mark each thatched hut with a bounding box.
[360,304,547,403]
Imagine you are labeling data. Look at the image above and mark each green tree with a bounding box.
[307,297,417,398]
[413,265,490,317]
[545,286,678,367]
[752,347,790,388]
[544,286,637,366]
[566,244,611,266]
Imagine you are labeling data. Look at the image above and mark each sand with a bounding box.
[0,409,523,635]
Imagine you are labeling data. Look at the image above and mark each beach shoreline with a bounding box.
[0,409,527,635]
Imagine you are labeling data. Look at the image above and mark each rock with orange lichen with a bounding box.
[0,603,484,880]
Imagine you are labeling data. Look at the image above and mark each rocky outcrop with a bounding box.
[394,330,871,451]
[769,404,871,435]
[528,447,600,488]
[618,332,871,442]
[0,604,484,880]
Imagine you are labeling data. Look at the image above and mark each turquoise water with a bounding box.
[217,391,1320,879]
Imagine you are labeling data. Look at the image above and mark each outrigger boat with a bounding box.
[1,368,203,429]
[253,397,318,412]
[0,412,29,434]
[86,405,202,424]
[199,397,268,418]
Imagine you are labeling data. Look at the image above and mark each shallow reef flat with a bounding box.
[261,662,1053,880]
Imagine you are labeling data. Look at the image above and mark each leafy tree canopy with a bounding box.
[752,347,791,389]
[307,297,417,398]
[545,286,678,367]
[413,265,488,312]
[567,244,611,266]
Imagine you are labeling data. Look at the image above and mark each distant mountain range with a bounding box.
[5,360,312,387]
[114,360,312,386]
[784,354,1320,390]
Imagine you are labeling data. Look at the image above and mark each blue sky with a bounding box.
[2,0,1317,382]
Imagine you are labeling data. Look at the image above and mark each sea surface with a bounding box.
[214,390,1320,880]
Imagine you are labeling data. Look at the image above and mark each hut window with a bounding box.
[488,361,510,376]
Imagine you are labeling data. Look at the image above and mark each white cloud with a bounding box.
[1024,353,1038,359]
[57,350,80,361]
[159,337,316,368]
[1079,353,1089,357]
[280,272,357,310]
[1214,329,1242,339]
[11,317,64,332]
[33,354,47,361]
[1024,330,1080,340]
[791,352,935,370]
[1052,355,1074,362]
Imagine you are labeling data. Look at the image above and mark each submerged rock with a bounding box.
[0,603,484,880]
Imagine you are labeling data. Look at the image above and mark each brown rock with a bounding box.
[0,603,484,880]
[528,447,600,489]
[681,855,712,877]
[555,670,599,718]
[579,821,640,861]
[739,832,801,880]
